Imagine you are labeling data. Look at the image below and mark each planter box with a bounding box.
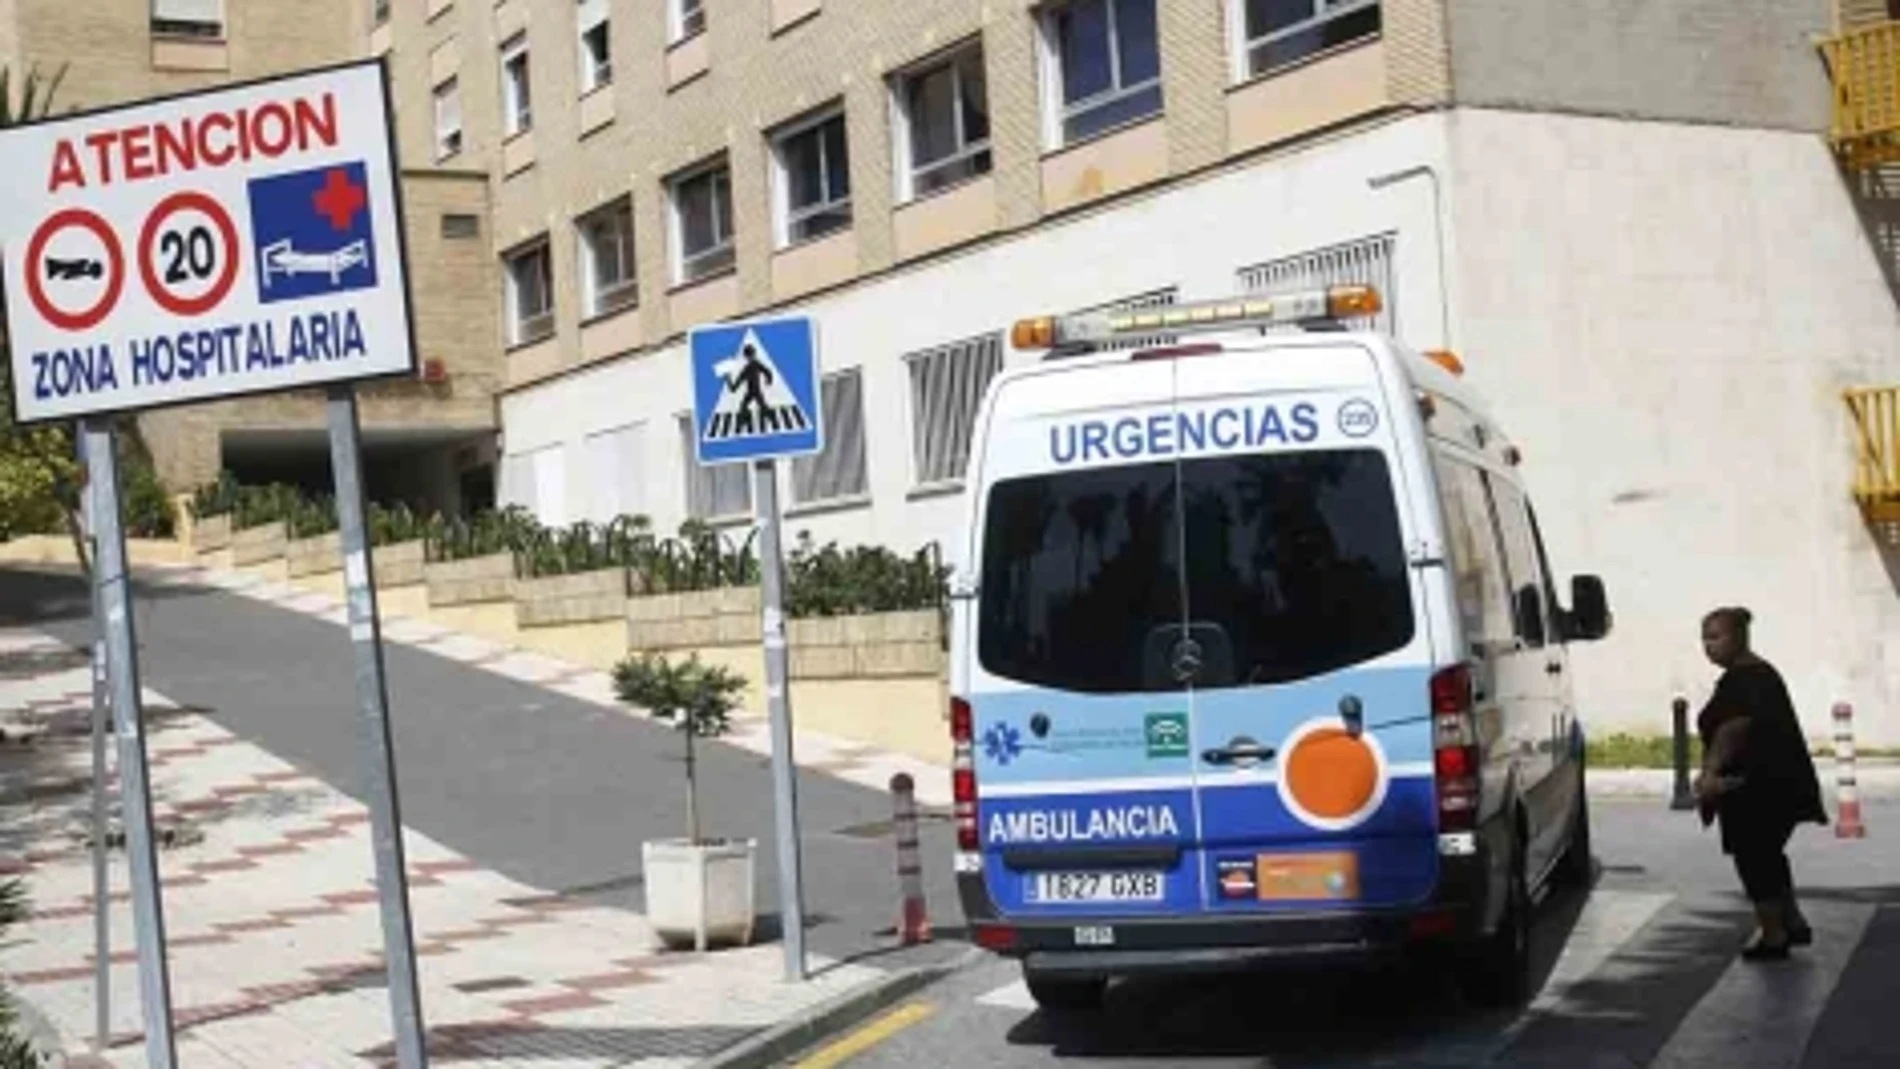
[230,521,288,566]
[285,531,343,578]
[191,513,233,553]
[787,610,946,680]
[517,567,630,627]
[426,551,517,606]
[373,540,425,588]
[641,838,756,951]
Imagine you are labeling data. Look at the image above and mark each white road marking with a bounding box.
[1647,898,1875,1069]
[974,979,1037,1012]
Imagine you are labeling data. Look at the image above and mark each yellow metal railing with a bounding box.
[1846,386,1900,524]
[1823,22,1900,170]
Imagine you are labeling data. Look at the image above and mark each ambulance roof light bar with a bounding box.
[1010,285,1383,353]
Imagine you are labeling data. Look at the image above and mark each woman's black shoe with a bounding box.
[1742,938,1792,962]
[1789,925,1813,947]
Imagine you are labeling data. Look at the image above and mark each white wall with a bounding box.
[499,113,1454,562]
[1448,108,1900,744]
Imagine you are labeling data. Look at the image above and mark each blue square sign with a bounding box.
[246,161,379,304]
[690,317,823,465]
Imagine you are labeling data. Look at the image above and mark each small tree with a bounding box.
[0,878,41,1067]
[611,652,746,844]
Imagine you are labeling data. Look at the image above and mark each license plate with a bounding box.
[1028,870,1164,904]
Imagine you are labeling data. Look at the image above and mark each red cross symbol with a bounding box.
[312,167,367,231]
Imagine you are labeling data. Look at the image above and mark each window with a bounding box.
[1487,478,1550,648]
[1239,233,1395,334]
[152,0,223,38]
[500,34,532,137]
[504,444,569,525]
[1432,454,1516,655]
[678,414,753,519]
[577,0,611,92]
[1042,0,1163,146]
[907,331,1004,487]
[504,240,554,346]
[894,44,991,202]
[1239,0,1381,78]
[576,198,637,318]
[373,0,390,26]
[584,422,646,520]
[670,161,735,284]
[672,0,706,43]
[432,79,463,160]
[792,370,869,504]
[441,213,481,240]
[979,449,1413,693]
[772,110,852,247]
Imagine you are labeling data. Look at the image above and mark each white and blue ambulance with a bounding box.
[947,285,1613,1010]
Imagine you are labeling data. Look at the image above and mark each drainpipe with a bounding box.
[1367,164,1453,352]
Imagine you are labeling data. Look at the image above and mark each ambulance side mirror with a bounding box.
[1569,575,1611,642]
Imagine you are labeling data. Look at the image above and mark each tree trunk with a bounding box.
[684,720,700,845]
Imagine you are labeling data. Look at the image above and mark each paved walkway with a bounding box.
[0,625,883,1068]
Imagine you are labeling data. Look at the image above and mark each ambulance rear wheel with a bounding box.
[1458,837,1532,1008]
[1023,968,1106,1011]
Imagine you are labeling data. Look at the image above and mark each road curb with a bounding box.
[699,947,981,1069]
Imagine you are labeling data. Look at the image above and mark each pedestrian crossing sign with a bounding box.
[689,316,823,465]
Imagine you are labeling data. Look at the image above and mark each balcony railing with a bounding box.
[1823,22,1900,170]
[1846,386,1900,535]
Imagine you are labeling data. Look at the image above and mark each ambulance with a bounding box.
[946,285,1612,1010]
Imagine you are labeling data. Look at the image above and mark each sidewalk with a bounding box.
[0,625,882,1068]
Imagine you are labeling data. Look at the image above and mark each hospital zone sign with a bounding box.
[0,60,415,423]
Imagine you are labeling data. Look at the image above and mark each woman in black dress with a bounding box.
[1695,606,1829,960]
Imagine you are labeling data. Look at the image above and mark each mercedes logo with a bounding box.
[1169,637,1204,682]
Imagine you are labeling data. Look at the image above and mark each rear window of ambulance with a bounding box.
[978,449,1414,693]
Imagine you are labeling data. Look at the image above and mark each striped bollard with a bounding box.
[890,773,932,944]
[1833,702,1867,839]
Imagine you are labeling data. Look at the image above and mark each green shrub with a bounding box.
[187,470,240,520]
[785,534,948,618]
[610,652,745,844]
[0,877,40,1067]
[120,455,176,538]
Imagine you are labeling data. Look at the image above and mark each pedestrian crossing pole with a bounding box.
[754,458,809,981]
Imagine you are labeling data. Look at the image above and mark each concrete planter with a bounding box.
[230,521,288,566]
[425,551,517,606]
[517,567,630,627]
[285,531,343,577]
[191,513,232,553]
[641,838,757,951]
[373,540,425,588]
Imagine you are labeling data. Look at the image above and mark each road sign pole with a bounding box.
[81,420,176,1069]
[78,433,111,1051]
[325,385,429,1068]
[754,458,807,982]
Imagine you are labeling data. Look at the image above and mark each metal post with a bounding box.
[754,459,807,981]
[325,386,429,1068]
[80,420,176,1069]
[1669,696,1695,812]
[1833,702,1867,839]
[79,434,111,1051]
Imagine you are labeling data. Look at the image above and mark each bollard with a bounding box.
[1833,702,1867,839]
[890,773,932,945]
[1669,696,1696,811]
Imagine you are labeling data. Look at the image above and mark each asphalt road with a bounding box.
[774,802,1900,1069]
[0,566,961,971]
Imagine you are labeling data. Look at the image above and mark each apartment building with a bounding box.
[392,0,1900,741]
[0,1,505,512]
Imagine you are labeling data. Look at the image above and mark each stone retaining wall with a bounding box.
[788,610,944,679]
[284,532,342,578]
[517,568,629,627]
[230,522,288,566]
[625,586,762,650]
[374,541,425,587]
[191,514,232,553]
[426,552,516,606]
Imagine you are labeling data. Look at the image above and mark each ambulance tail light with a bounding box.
[1008,284,1384,352]
[1431,664,1481,833]
[951,696,979,851]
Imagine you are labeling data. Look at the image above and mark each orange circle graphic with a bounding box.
[1284,727,1380,821]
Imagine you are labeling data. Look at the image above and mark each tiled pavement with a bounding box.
[143,563,951,809]
[0,626,882,1068]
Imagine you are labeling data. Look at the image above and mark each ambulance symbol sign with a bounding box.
[690,317,823,465]
[247,161,379,304]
